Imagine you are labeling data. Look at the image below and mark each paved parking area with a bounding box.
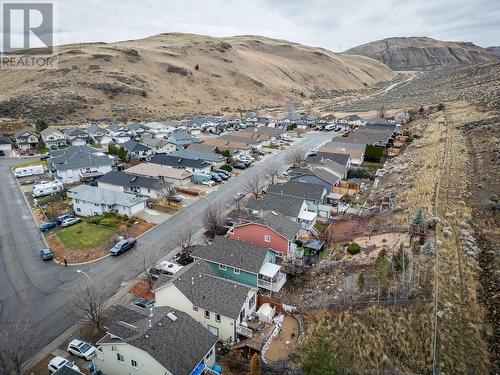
[137,208,171,224]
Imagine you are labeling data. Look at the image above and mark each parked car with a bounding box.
[61,217,80,227]
[173,253,194,266]
[39,221,57,232]
[252,149,265,156]
[224,219,236,227]
[33,179,50,185]
[210,173,222,183]
[40,248,54,260]
[240,155,255,162]
[110,237,136,256]
[133,298,155,309]
[48,357,80,374]
[215,169,231,177]
[201,180,216,187]
[56,214,73,225]
[169,195,183,203]
[233,192,245,200]
[67,339,96,360]
[217,172,229,180]
[233,163,247,170]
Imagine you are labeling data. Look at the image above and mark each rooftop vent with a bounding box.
[167,312,177,322]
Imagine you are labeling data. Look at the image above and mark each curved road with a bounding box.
[0,132,327,356]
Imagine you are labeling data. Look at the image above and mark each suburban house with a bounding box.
[125,163,192,186]
[106,124,131,144]
[339,114,364,126]
[305,152,351,179]
[220,134,262,149]
[290,166,340,192]
[150,154,212,173]
[267,180,327,212]
[171,149,226,167]
[167,131,200,149]
[121,140,153,160]
[86,125,112,146]
[94,305,218,375]
[228,210,301,259]
[14,129,39,150]
[154,260,257,342]
[97,171,161,199]
[202,138,252,155]
[142,138,177,154]
[143,122,175,139]
[128,123,148,137]
[0,134,13,157]
[186,143,217,153]
[63,128,89,146]
[40,128,67,149]
[320,141,365,165]
[190,236,286,294]
[48,146,114,183]
[68,184,146,217]
[245,194,318,230]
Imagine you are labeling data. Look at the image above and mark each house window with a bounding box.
[215,314,221,323]
[116,353,124,363]
[205,310,210,319]
[249,295,255,309]
[94,203,99,207]
[205,348,214,360]
[276,251,284,258]
[76,208,81,212]
[131,359,138,368]
[75,199,80,203]
[193,305,198,311]
[264,235,271,242]
[234,268,240,274]
[219,264,226,271]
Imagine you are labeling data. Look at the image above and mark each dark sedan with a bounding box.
[39,221,57,232]
[110,237,137,256]
[40,248,54,260]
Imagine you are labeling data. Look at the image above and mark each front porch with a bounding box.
[257,263,286,293]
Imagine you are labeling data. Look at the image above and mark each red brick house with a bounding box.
[228,210,301,259]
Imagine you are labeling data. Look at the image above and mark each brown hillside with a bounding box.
[0,33,394,123]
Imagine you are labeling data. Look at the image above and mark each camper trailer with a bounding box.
[32,181,63,197]
[14,165,45,178]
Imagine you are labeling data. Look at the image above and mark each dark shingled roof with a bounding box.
[150,154,212,169]
[232,210,301,240]
[122,139,152,153]
[267,180,326,201]
[191,236,269,274]
[0,134,12,145]
[154,260,252,320]
[53,366,84,375]
[97,171,159,189]
[102,304,217,375]
[245,194,305,218]
[306,152,349,167]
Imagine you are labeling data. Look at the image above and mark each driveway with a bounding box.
[0,131,329,362]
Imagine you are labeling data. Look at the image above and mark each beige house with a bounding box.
[154,260,258,342]
[14,129,39,150]
[125,163,192,186]
[95,305,217,375]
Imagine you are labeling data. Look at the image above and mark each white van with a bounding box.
[32,181,63,197]
[14,165,45,178]
[324,124,336,131]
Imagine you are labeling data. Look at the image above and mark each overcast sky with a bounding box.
[49,0,499,49]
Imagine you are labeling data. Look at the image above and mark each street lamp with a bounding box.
[76,269,91,282]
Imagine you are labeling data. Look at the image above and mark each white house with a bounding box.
[142,122,173,139]
[154,260,258,343]
[63,128,89,146]
[125,163,193,187]
[40,128,67,149]
[141,138,177,154]
[14,129,39,150]
[86,125,113,146]
[68,185,147,217]
[107,124,131,144]
[48,146,115,183]
[121,140,153,160]
[149,154,212,174]
[0,134,13,157]
[94,305,218,375]
[97,171,161,199]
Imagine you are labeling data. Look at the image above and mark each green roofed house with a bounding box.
[190,236,286,294]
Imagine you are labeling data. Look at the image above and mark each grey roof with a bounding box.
[345,114,362,121]
[87,124,109,135]
[365,117,390,125]
[142,138,172,148]
[150,154,212,169]
[128,123,146,131]
[97,171,159,190]
[68,185,147,207]
[167,131,200,145]
[0,134,12,145]
[171,150,225,163]
[14,129,37,139]
[267,180,326,201]
[187,143,216,153]
[220,134,261,145]
[106,123,126,131]
[63,128,88,138]
[53,366,84,375]
[155,260,252,320]
[233,210,301,240]
[103,305,218,375]
[122,139,152,153]
[191,236,269,274]
[246,194,305,218]
[323,140,366,151]
[290,167,340,186]
[306,152,349,167]
[49,147,114,171]
[40,128,66,138]
[50,145,95,158]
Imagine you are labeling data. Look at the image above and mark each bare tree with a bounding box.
[203,203,224,236]
[70,280,112,331]
[132,247,162,288]
[0,316,40,375]
[156,180,176,204]
[286,148,306,167]
[245,175,261,199]
[264,163,280,185]
[233,193,245,211]
[177,222,194,252]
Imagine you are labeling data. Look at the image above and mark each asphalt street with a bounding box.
[0,131,328,357]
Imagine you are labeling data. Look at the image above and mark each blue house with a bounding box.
[190,236,286,294]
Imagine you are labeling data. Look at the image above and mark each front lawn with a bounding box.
[56,221,115,250]
[14,160,47,168]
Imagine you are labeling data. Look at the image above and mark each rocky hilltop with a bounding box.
[345,37,496,71]
[0,33,394,122]
[486,46,500,57]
